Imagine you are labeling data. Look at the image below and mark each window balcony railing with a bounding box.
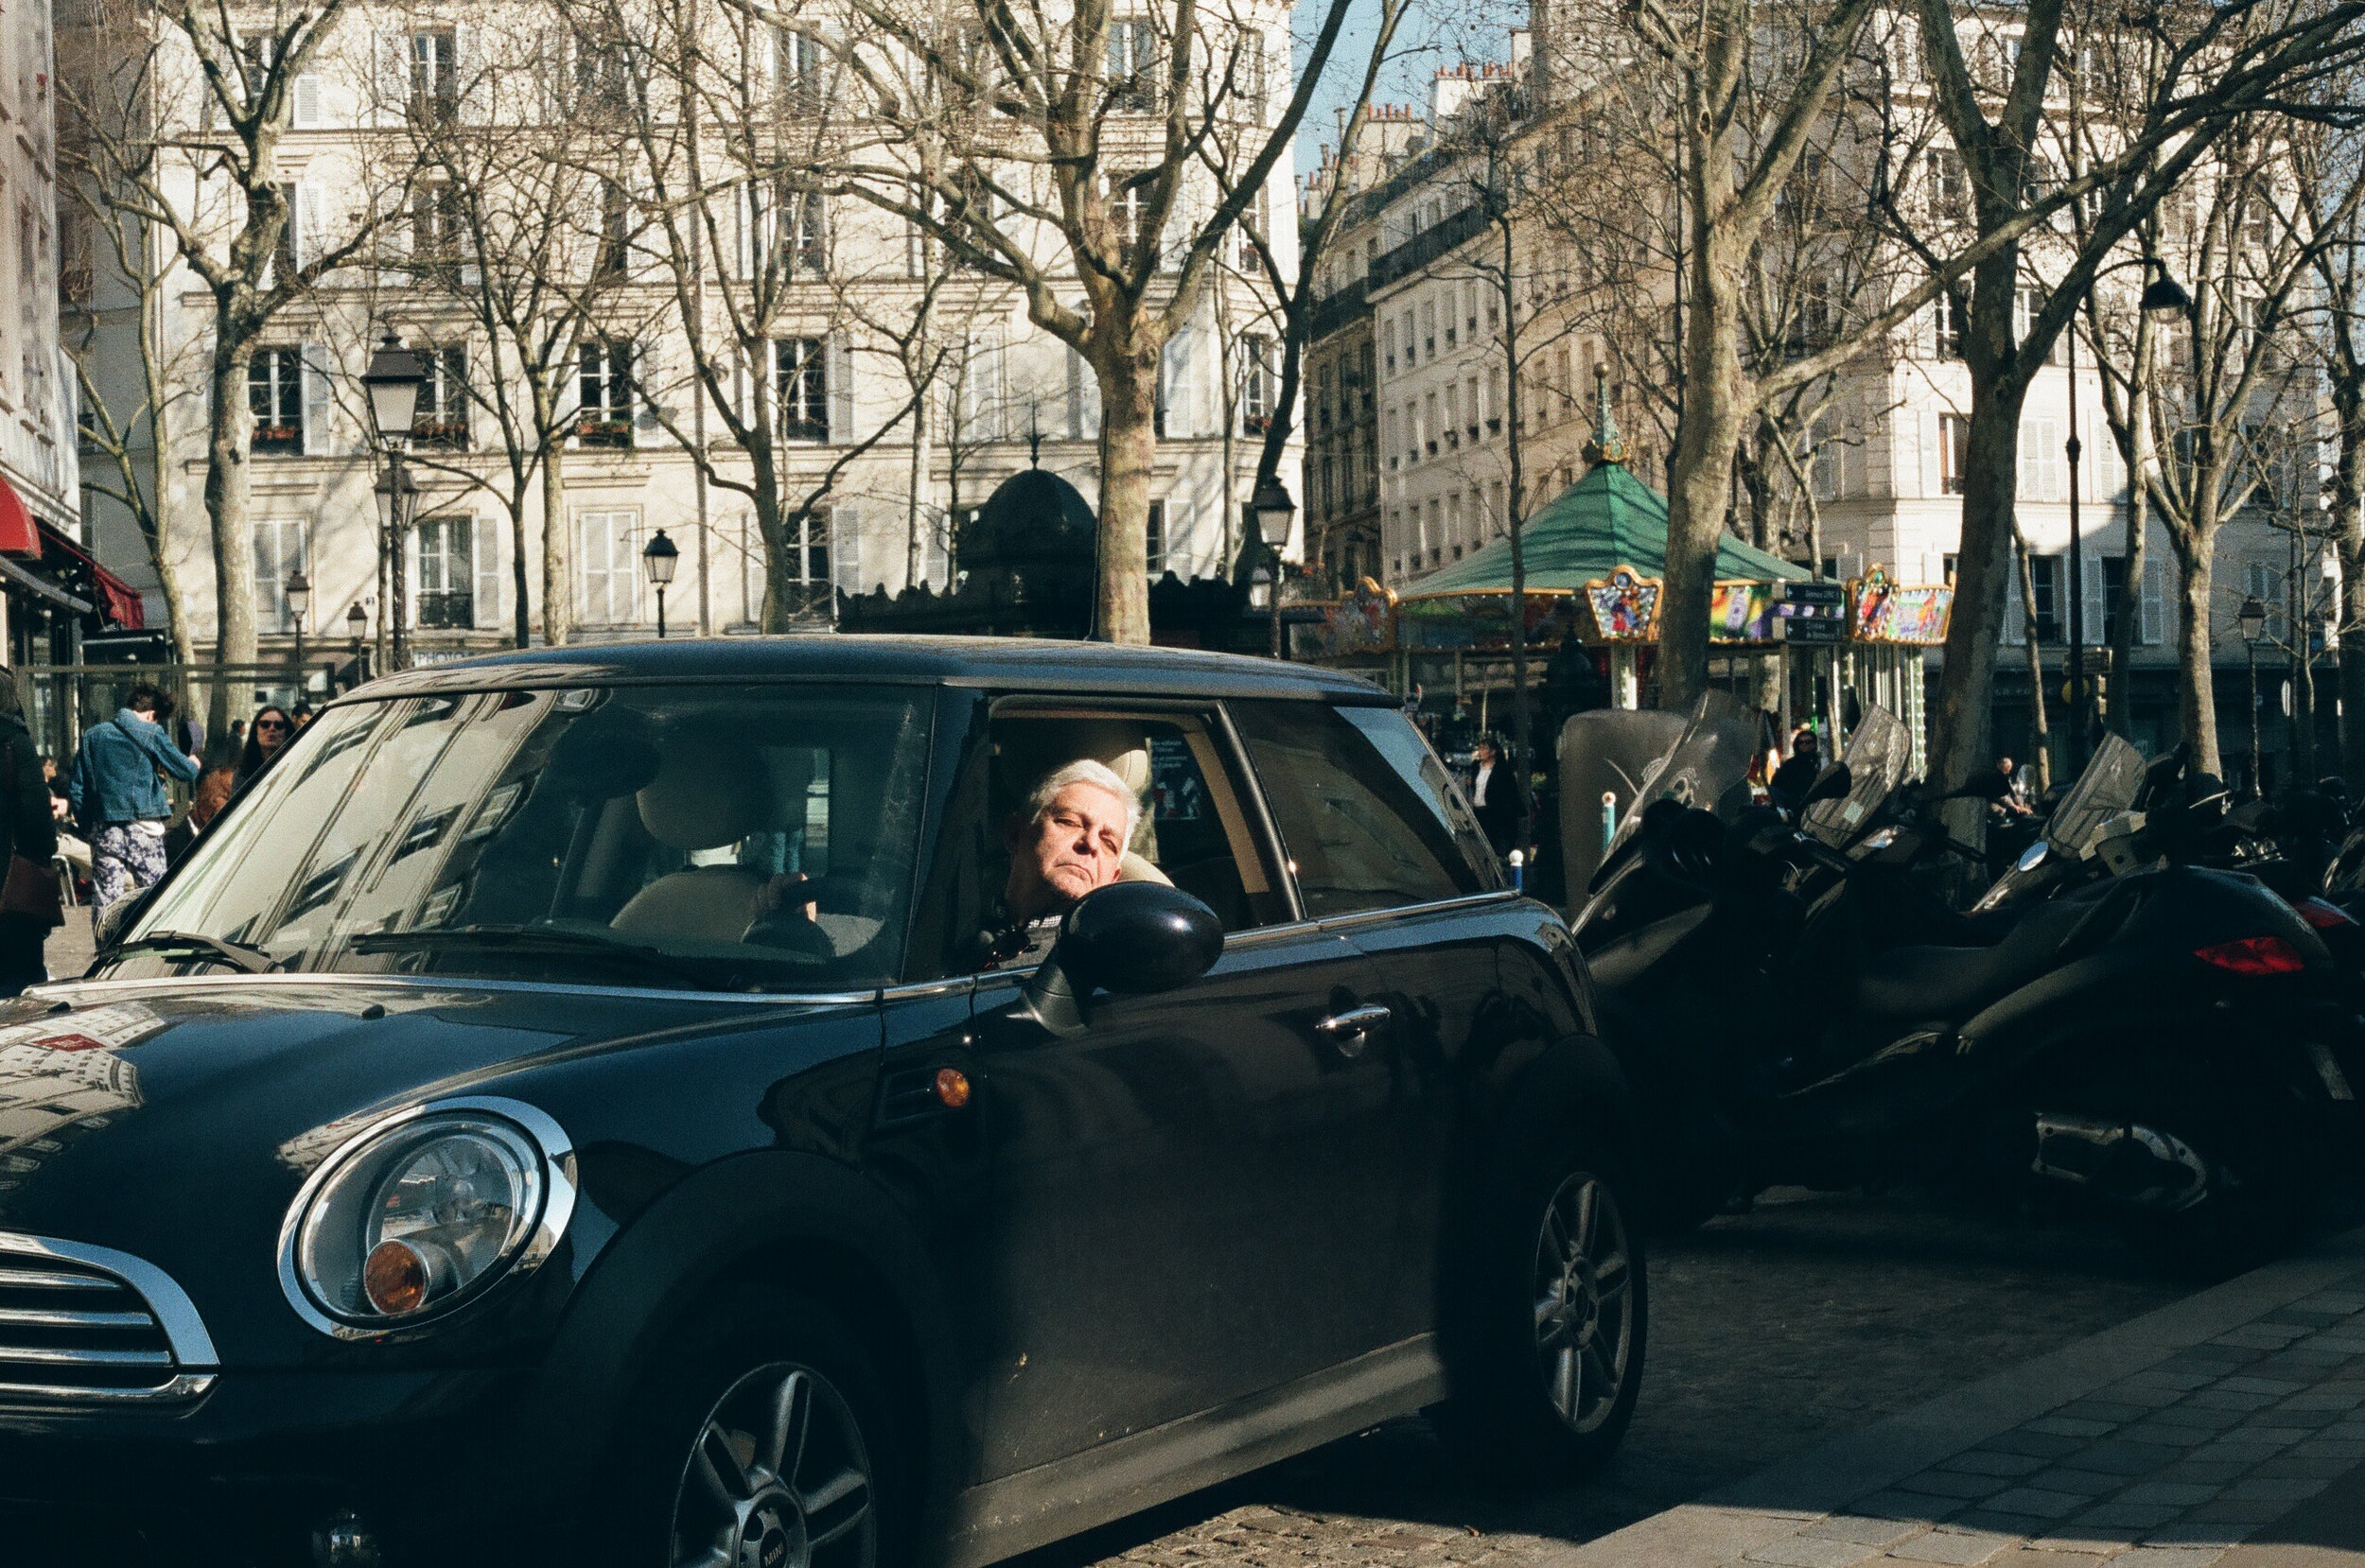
[576,417,634,448]
[253,424,302,455]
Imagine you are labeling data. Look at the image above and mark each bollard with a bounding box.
[1508,848,1524,893]
[1602,791,1619,853]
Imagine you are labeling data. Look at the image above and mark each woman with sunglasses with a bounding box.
[238,706,294,784]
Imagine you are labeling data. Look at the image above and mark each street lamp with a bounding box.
[1252,478,1295,660]
[642,529,680,638]
[284,566,310,682]
[1248,566,1273,610]
[362,333,427,671]
[2240,593,2268,797]
[345,601,369,687]
[2140,258,2193,318]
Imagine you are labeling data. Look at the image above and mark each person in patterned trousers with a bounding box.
[67,684,198,932]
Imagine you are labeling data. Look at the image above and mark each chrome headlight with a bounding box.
[280,1097,576,1337]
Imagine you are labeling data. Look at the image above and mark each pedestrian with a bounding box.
[1768,726,1822,816]
[0,671,60,995]
[290,700,315,729]
[67,681,199,929]
[1993,756,2033,818]
[1466,734,1529,859]
[238,706,294,783]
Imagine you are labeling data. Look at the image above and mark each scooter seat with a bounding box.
[1853,897,2093,1024]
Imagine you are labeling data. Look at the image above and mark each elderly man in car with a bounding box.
[978,758,1139,967]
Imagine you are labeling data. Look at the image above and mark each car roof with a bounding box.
[348,635,1396,705]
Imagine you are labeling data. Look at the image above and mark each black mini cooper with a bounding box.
[0,638,1642,1568]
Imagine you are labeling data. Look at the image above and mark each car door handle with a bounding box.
[1315,1004,1393,1057]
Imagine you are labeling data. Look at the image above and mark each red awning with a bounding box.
[0,476,40,558]
[34,522,146,629]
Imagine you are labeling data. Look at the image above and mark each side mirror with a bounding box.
[1801,762,1853,808]
[1020,882,1224,1037]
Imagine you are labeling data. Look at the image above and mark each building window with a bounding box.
[1925,147,1968,223]
[1241,334,1273,435]
[577,341,635,447]
[1111,177,1150,263]
[2020,415,2062,502]
[253,518,306,632]
[1935,289,1969,359]
[780,509,832,615]
[574,37,633,117]
[1108,19,1158,112]
[1145,499,1166,575]
[411,181,463,273]
[1938,413,1969,495]
[249,347,304,454]
[775,26,824,111]
[413,347,471,448]
[575,510,640,625]
[409,29,458,124]
[776,337,829,442]
[416,515,477,628]
[593,179,631,281]
[272,181,300,279]
[2030,554,2064,642]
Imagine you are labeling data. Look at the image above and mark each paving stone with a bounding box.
[2092,1385,2183,1409]
[1944,1452,2051,1478]
[2053,1402,2158,1425]
[1849,1490,1965,1524]
[2214,1376,2305,1395]
[2143,1518,2259,1548]
[2024,1527,2137,1556]
[1886,1526,2020,1564]
[2105,1550,2227,1567]
[2188,1499,2307,1525]
[2116,1483,2219,1507]
[1986,1432,2094,1461]
[2211,1327,2310,1350]
[2279,1388,2365,1410]
[2141,1405,2242,1431]
[1988,1554,2112,1567]
[2248,1454,2360,1481]
[2182,1390,2276,1413]
[1952,1511,2084,1539]
[2072,1504,2182,1532]
[2291,1292,2365,1314]
[2026,1472,2127,1498]
[2292,1437,2365,1458]
[2262,1310,2348,1328]
[1901,1472,2014,1501]
[2302,1334,2365,1354]
[2123,1368,2219,1393]
[1807,1518,1930,1548]
[2026,1418,2120,1439]
[1745,1536,1881,1567]
[2225,1424,2314,1443]
[2224,1475,2334,1503]
[1984,1490,2091,1520]
[2242,1407,2339,1429]
[2191,1438,2284,1464]
[2069,1442,2186,1476]
[2147,1460,2251,1486]
[2111,1424,2213,1448]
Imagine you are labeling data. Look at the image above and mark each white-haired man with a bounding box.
[977,758,1139,967]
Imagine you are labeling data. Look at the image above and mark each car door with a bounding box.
[895,697,1407,1483]
[1227,698,1510,1351]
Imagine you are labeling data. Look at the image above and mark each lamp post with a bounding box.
[2240,593,2267,797]
[284,566,310,686]
[642,529,680,638]
[2064,256,2189,766]
[1252,478,1295,660]
[345,601,369,688]
[361,333,425,671]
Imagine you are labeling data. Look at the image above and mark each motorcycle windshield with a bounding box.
[1802,706,1913,849]
[1603,690,1759,857]
[1971,732,2146,911]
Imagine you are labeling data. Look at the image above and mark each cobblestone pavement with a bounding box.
[44,915,94,982]
[1008,1190,2192,1568]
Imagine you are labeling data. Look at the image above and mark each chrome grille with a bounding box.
[0,1234,217,1405]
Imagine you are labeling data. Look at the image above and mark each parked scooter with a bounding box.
[1571,698,2363,1278]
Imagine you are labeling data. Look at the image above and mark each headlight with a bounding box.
[280,1097,576,1337]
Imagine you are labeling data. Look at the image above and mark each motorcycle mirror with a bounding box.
[1801,762,1854,807]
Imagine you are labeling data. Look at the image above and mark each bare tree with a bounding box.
[835,0,1375,642]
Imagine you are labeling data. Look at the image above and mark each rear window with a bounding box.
[1231,701,1498,918]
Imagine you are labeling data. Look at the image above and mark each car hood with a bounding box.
[0,975,870,1366]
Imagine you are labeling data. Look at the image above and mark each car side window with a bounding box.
[1231,700,1489,918]
[1333,706,1502,889]
[914,703,1292,979]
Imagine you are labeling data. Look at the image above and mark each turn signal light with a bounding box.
[2298,898,2357,931]
[934,1068,972,1109]
[361,1239,429,1315]
[2194,936,2308,976]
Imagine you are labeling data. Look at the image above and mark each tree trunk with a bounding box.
[204,327,256,735]
[2175,533,2223,780]
[1092,343,1157,645]
[2336,387,2365,792]
[510,494,532,648]
[2013,522,2052,793]
[907,394,930,588]
[1657,226,1749,710]
[540,432,571,646]
[1927,382,2031,793]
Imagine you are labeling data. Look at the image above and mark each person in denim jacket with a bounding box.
[68,683,199,926]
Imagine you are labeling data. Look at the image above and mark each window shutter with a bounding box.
[377,30,408,128]
[734,184,756,281]
[2082,554,2106,641]
[1920,410,1939,497]
[291,72,323,128]
[2142,559,2166,645]
[403,520,422,628]
[377,189,411,287]
[1160,322,1192,439]
[827,338,854,444]
[455,24,490,121]
[301,344,332,455]
[294,183,323,272]
[472,516,500,628]
[634,338,662,433]
[1067,345,1100,441]
[537,29,569,119]
[831,503,863,601]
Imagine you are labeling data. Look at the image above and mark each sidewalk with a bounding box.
[1525,1226,2365,1568]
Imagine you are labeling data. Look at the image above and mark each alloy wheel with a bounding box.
[1532,1171,1636,1435]
[670,1361,876,1568]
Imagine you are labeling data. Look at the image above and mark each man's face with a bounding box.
[1474,742,1497,766]
[1005,781,1130,922]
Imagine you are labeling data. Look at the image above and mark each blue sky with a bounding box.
[1289,0,1516,174]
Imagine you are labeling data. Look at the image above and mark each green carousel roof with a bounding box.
[1403,381,1803,596]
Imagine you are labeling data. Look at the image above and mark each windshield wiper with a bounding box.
[344,924,737,990]
[105,931,281,974]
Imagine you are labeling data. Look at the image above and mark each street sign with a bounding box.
[1771,580,1847,645]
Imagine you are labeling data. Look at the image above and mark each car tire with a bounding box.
[582,1288,905,1568]
[1432,1131,1647,1486]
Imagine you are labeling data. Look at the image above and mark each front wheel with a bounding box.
[1433,1141,1647,1485]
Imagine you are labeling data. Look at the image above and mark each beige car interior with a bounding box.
[611,743,816,945]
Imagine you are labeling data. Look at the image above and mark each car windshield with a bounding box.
[102,683,934,991]
[1802,705,1913,851]
[1604,691,1758,856]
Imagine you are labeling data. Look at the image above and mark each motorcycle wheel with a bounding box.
[2102,1064,2322,1281]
